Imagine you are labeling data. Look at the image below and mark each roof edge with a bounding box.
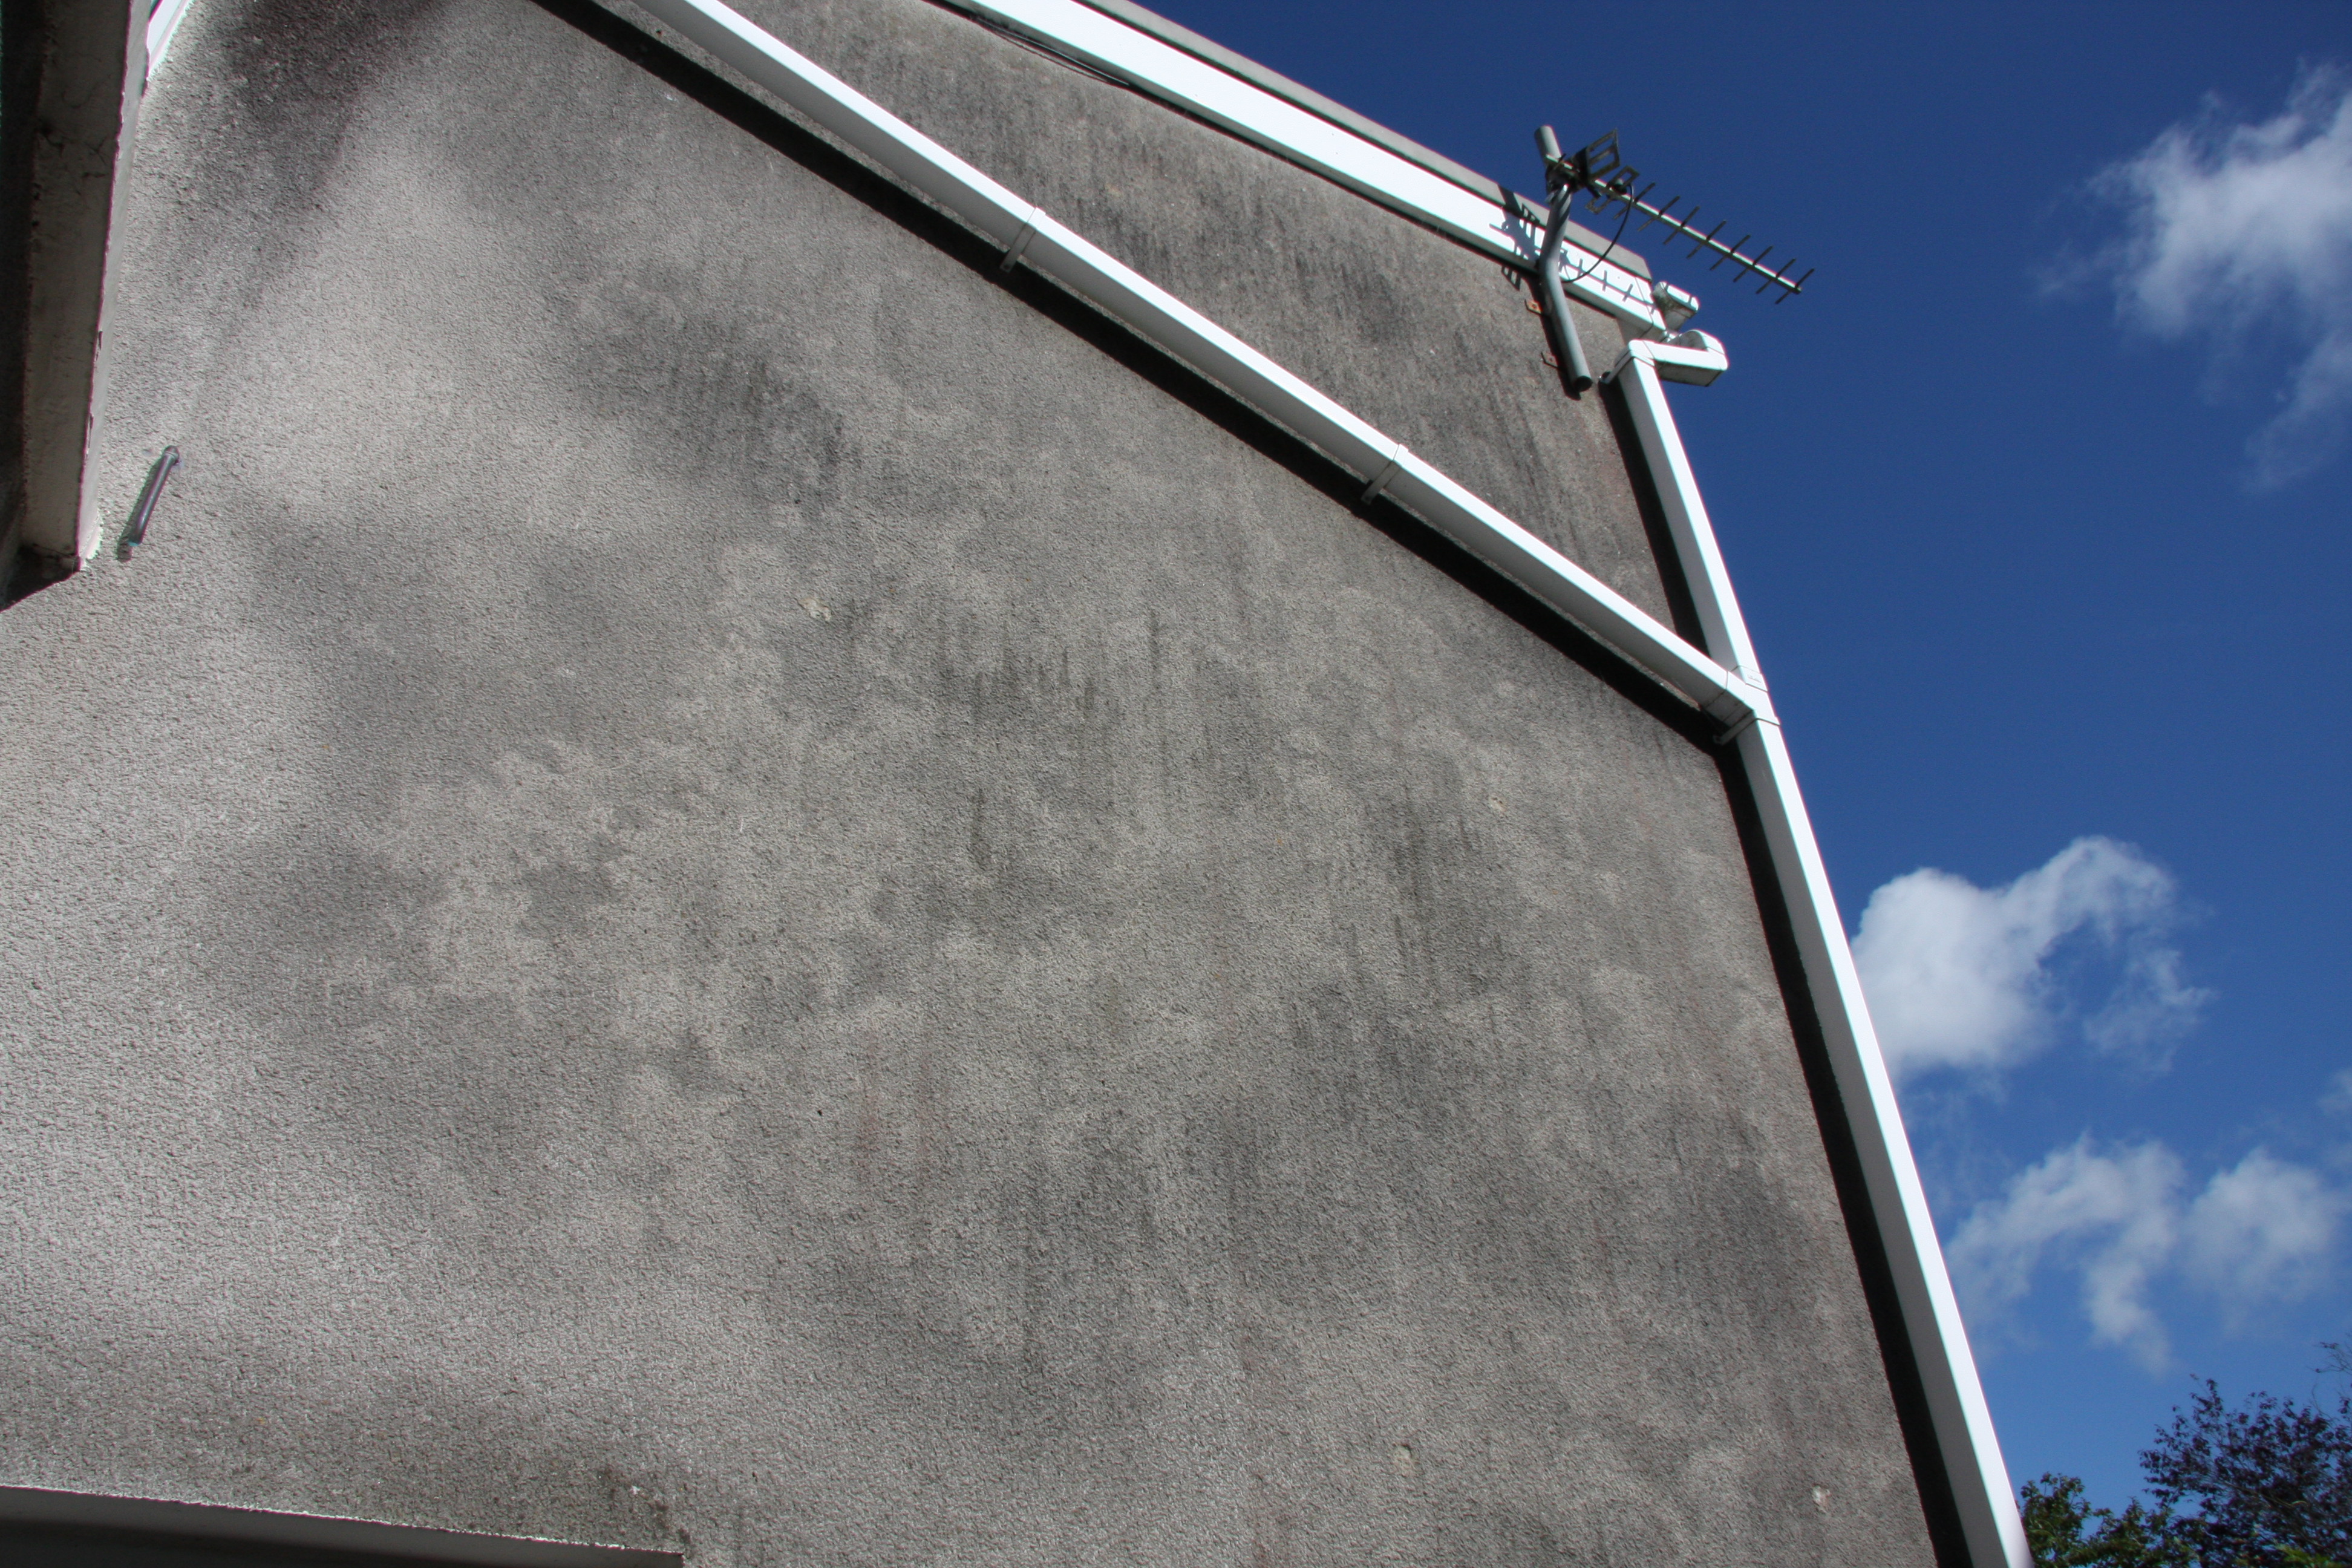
[971,0,1650,281]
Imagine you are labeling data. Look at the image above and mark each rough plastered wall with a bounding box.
[0,0,1941,1564]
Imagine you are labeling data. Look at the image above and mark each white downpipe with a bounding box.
[626,0,1756,731]
[1610,356,2031,1568]
[1615,352,1760,685]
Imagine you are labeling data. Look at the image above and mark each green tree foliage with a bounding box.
[2024,1381,2352,1568]
[2022,1473,2184,1568]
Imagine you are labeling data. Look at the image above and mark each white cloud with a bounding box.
[1852,837,2210,1083]
[1948,1139,2184,1368]
[1949,1142,2343,1370]
[2088,65,2352,486]
[2180,1151,2345,1324]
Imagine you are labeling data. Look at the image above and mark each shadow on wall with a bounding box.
[1,0,44,604]
[1,1520,424,1568]
[0,0,451,608]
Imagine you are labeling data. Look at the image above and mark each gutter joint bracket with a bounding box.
[999,209,1041,273]
[1713,710,1762,747]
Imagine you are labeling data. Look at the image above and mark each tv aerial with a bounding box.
[1528,125,1810,394]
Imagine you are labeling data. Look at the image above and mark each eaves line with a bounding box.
[929,0,1664,330]
[937,0,1649,280]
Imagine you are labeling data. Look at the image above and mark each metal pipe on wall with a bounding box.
[1532,126,1595,393]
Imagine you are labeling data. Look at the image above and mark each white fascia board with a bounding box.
[951,0,1664,332]
[146,0,200,82]
[1614,360,2029,1568]
[626,0,1748,726]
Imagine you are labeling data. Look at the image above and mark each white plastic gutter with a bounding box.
[950,0,1664,331]
[1609,348,2033,1568]
[627,0,1753,731]
[611,2,2022,1562]
[1613,332,1730,390]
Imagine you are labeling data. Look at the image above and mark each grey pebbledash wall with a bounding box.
[0,0,1941,1564]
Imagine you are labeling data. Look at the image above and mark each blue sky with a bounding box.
[1139,0,2352,1509]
